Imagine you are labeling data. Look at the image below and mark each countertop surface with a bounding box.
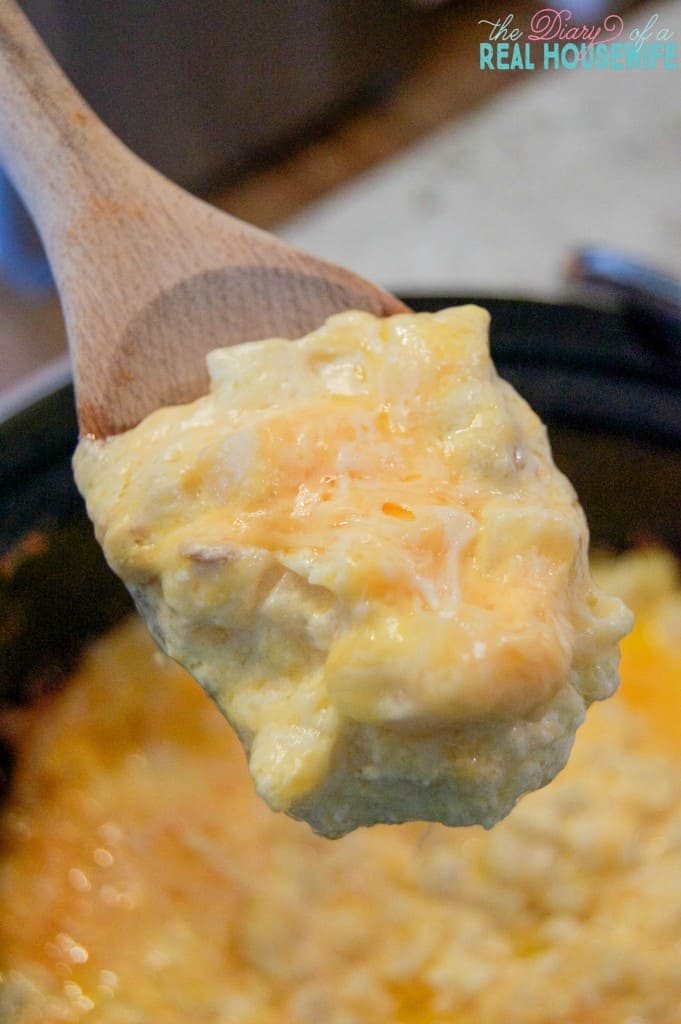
[1,0,679,398]
[278,0,681,299]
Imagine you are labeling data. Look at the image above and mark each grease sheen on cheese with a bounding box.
[73,306,632,836]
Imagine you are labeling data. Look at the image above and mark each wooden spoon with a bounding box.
[0,0,407,438]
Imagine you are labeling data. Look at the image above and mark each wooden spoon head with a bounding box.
[75,262,407,438]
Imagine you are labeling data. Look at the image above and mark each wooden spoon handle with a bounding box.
[0,0,147,261]
[0,0,408,440]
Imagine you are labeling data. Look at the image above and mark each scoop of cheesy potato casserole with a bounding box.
[73,306,631,835]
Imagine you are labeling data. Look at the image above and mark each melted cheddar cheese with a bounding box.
[73,306,631,835]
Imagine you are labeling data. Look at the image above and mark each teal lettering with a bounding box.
[624,43,642,67]
[480,42,494,69]
[516,42,535,68]
[595,42,610,67]
[544,42,560,68]
[609,42,624,67]
[580,44,594,68]
[561,43,580,67]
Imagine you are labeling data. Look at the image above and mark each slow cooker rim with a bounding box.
[0,353,70,426]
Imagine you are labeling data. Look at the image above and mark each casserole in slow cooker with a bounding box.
[1,298,680,1023]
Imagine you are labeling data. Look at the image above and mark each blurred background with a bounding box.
[1,0,680,395]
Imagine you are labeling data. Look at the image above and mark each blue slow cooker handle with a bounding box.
[0,168,52,293]
[567,246,681,361]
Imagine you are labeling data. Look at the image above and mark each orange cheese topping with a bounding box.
[593,548,681,750]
